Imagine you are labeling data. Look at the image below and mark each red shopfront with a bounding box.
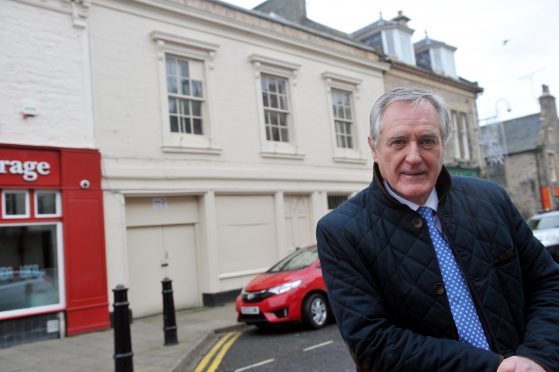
[0,144,109,347]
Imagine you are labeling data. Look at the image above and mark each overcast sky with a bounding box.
[224,0,559,124]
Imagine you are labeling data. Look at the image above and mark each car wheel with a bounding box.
[303,293,329,329]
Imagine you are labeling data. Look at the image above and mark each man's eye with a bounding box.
[389,139,405,147]
[421,139,437,147]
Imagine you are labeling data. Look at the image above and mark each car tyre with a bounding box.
[303,293,329,329]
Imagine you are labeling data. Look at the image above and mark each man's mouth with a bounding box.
[402,171,425,176]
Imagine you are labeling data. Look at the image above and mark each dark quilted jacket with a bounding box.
[317,165,559,371]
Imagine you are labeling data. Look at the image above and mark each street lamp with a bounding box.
[479,98,512,124]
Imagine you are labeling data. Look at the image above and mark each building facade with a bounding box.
[480,85,559,218]
[0,0,109,347]
[89,0,387,317]
[2,0,486,344]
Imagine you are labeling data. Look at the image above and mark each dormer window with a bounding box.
[352,11,416,66]
[382,28,416,65]
[415,36,458,79]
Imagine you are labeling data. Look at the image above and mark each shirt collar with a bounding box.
[383,181,439,212]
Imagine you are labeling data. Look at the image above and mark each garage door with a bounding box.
[126,197,199,317]
[216,195,277,285]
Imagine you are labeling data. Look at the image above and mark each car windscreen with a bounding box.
[528,214,559,230]
[267,248,318,273]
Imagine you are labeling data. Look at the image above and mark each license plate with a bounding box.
[241,306,260,315]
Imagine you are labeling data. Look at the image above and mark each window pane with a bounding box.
[270,94,278,109]
[272,127,280,141]
[279,96,287,110]
[4,192,27,216]
[336,134,345,148]
[182,117,192,133]
[193,119,203,135]
[180,99,190,116]
[277,80,285,94]
[178,60,189,77]
[280,128,289,142]
[191,101,202,117]
[165,56,176,75]
[279,113,287,127]
[191,80,203,97]
[181,79,190,96]
[167,76,177,94]
[170,116,179,132]
[37,192,57,215]
[169,99,177,114]
[0,225,60,311]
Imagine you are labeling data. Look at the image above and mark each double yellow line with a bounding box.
[194,332,242,372]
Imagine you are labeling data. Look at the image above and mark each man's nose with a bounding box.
[405,142,422,163]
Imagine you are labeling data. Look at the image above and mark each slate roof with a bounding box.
[481,114,543,155]
[414,36,457,52]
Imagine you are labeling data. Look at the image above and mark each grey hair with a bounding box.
[369,86,451,148]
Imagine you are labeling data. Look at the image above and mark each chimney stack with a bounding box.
[540,84,557,122]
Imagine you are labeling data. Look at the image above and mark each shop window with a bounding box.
[0,223,63,314]
[35,191,61,217]
[2,190,29,219]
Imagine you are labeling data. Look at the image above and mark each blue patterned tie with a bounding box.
[417,206,490,350]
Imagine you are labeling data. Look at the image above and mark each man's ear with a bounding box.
[368,136,378,162]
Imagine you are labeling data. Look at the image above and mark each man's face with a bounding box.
[369,100,444,205]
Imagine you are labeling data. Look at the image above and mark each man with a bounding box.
[316,86,559,371]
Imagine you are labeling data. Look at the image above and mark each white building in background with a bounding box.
[89,0,387,316]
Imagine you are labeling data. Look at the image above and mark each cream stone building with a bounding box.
[89,0,387,316]
[2,0,486,338]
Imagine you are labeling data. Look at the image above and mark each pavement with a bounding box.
[0,302,244,372]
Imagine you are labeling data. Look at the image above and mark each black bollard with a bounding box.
[113,284,134,372]
[162,277,178,346]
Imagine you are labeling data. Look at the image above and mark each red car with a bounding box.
[235,245,330,329]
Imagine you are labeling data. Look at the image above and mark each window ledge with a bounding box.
[161,146,222,155]
[333,156,368,164]
[260,151,305,160]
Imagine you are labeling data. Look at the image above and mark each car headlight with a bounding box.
[267,280,302,295]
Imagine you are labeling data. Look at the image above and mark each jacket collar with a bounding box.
[372,163,453,206]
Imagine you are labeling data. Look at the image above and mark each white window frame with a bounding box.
[452,111,461,159]
[322,72,366,164]
[151,31,221,155]
[458,112,471,160]
[2,190,30,219]
[34,190,61,218]
[250,54,304,159]
[0,222,65,319]
[452,110,471,161]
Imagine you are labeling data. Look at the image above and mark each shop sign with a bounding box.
[0,160,51,181]
[0,148,60,186]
